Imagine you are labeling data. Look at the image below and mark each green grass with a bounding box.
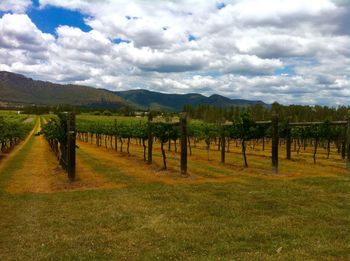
[1,177,349,260]
[0,132,35,191]
[77,149,137,184]
[0,126,350,260]
[0,118,38,190]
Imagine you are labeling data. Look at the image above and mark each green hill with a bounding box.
[0,71,126,108]
[0,71,267,111]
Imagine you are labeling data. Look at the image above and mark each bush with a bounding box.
[103,110,112,116]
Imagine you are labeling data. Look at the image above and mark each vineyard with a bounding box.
[74,112,350,176]
[0,111,34,156]
[0,112,349,260]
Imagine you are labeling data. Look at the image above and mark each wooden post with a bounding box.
[272,114,279,173]
[221,131,225,164]
[347,117,350,170]
[147,113,153,164]
[342,141,346,160]
[67,112,76,181]
[180,113,188,176]
[286,119,291,160]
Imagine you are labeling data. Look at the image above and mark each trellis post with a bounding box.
[347,117,350,170]
[286,119,292,160]
[272,114,279,173]
[221,129,225,164]
[180,113,188,176]
[147,112,153,164]
[67,112,76,181]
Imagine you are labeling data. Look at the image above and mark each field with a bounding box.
[0,115,349,260]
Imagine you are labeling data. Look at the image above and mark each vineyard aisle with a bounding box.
[2,118,119,193]
[76,140,246,185]
[0,118,39,174]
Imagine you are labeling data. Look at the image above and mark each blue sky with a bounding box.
[28,5,91,34]
[274,65,295,76]
[0,0,349,105]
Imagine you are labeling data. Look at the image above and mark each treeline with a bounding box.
[19,104,138,116]
[183,103,350,122]
[16,105,78,115]
[4,102,350,122]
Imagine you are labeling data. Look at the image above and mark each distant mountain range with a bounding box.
[0,71,267,111]
[115,90,267,111]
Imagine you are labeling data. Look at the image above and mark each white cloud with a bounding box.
[56,26,112,54]
[209,54,283,75]
[0,0,32,13]
[0,14,54,52]
[0,0,349,105]
[117,45,209,72]
[227,0,337,23]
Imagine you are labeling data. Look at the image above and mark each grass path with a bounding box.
[77,140,246,185]
[0,118,39,174]
[1,117,121,194]
[5,118,66,193]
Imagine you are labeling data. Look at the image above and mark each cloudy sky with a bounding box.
[0,0,349,105]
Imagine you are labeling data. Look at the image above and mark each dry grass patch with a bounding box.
[6,132,122,194]
[79,137,348,182]
[77,141,244,185]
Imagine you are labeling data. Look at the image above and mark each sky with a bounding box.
[0,0,349,106]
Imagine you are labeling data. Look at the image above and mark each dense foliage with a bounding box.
[75,109,349,168]
[0,113,34,152]
[40,113,69,169]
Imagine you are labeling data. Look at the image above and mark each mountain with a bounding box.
[0,71,126,108]
[115,90,267,111]
[0,71,267,111]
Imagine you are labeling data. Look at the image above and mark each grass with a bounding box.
[1,175,349,260]
[0,121,349,260]
[0,118,39,189]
